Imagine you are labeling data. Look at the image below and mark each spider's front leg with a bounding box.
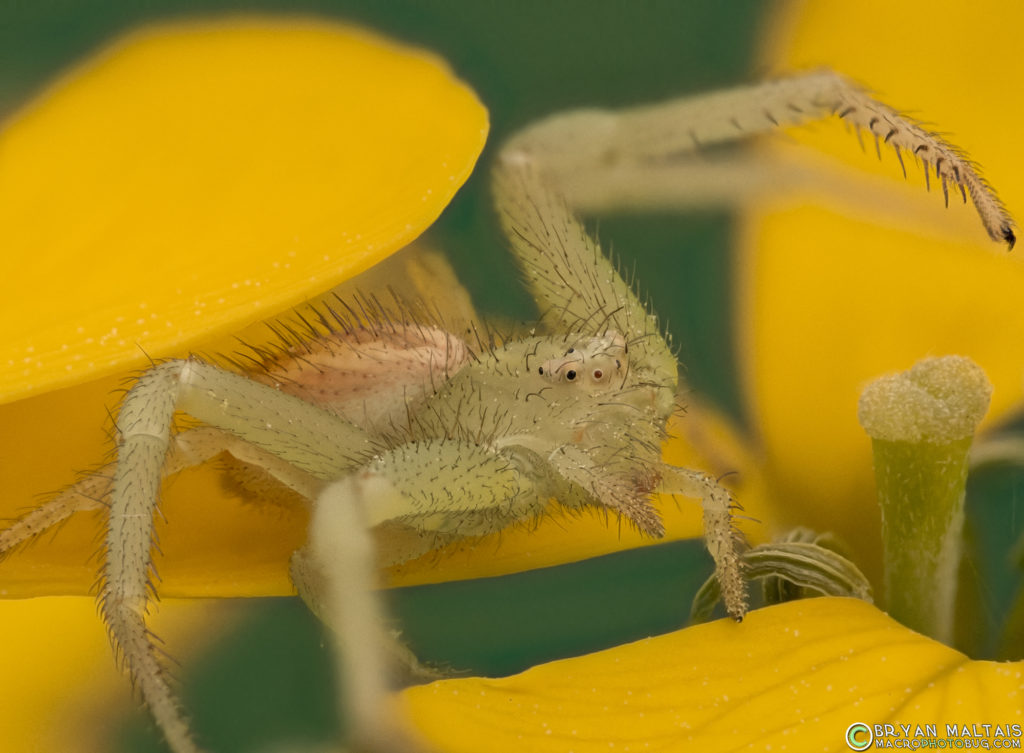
[291,439,550,752]
[104,359,371,753]
[504,69,1014,246]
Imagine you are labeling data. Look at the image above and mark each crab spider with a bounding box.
[0,64,1014,753]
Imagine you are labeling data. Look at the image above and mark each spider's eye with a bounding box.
[566,370,577,381]
[538,366,544,375]
[592,369,604,380]
[566,347,575,354]
[615,359,621,369]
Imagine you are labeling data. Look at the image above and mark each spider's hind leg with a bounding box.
[0,471,108,560]
[0,423,311,564]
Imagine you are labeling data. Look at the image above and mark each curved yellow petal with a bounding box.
[740,0,1024,575]
[0,18,487,596]
[0,17,487,401]
[402,597,1024,752]
[0,596,215,752]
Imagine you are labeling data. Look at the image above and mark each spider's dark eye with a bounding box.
[615,359,621,369]
[566,347,574,354]
[538,366,544,375]
[566,370,577,381]
[593,369,603,380]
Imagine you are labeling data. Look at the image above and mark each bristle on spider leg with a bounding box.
[326,295,356,334]
[293,309,321,340]
[280,321,312,353]
[954,167,968,204]
[894,145,907,179]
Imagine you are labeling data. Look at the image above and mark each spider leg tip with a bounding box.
[1003,226,1016,250]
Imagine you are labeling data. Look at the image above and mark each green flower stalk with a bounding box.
[858,355,992,644]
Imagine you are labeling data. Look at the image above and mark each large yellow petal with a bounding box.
[740,1,1024,577]
[0,18,487,596]
[0,17,487,401]
[402,597,1024,751]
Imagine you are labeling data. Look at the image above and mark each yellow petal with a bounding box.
[740,0,1024,576]
[402,597,1024,752]
[0,596,216,752]
[0,598,117,753]
[0,17,487,401]
[0,18,487,596]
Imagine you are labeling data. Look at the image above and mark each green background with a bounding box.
[2,2,1019,752]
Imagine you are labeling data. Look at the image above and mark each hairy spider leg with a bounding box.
[505,70,1014,247]
[659,466,748,618]
[104,360,373,753]
[0,425,321,563]
[293,439,552,751]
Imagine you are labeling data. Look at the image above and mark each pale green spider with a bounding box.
[0,64,1013,753]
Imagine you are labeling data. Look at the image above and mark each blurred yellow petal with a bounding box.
[0,599,118,753]
[741,0,1024,576]
[402,597,1024,752]
[0,18,487,596]
[0,596,218,753]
